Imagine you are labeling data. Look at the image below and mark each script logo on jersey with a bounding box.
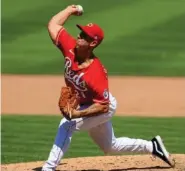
[64,57,87,92]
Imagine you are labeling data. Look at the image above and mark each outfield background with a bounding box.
[2,0,185,76]
[1,0,185,169]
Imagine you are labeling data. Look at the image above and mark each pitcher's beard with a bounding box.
[75,45,90,53]
[74,46,93,63]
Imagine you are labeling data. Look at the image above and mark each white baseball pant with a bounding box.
[42,93,153,170]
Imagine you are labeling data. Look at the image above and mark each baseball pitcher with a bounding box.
[42,5,174,171]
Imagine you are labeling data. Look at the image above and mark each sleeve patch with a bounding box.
[103,89,109,99]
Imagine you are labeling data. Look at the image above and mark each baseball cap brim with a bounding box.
[76,24,94,39]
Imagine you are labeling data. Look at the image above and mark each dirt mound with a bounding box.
[1,154,185,171]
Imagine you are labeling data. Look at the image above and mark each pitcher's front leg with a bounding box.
[42,113,110,171]
[42,107,114,171]
[42,118,76,170]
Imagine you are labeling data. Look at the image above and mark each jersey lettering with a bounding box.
[64,57,87,92]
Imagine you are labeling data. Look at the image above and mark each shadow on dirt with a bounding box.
[32,167,60,171]
[33,166,171,171]
[108,166,171,170]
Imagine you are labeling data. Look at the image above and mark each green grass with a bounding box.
[1,115,185,164]
[2,0,185,76]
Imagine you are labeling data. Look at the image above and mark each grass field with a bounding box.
[2,115,185,164]
[2,0,185,76]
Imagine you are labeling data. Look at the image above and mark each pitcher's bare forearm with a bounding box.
[48,9,71,42]
[47,5,78,42]
[48,9,71,27]
[74,103,109,118]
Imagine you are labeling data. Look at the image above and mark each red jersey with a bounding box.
[55,28,109,105]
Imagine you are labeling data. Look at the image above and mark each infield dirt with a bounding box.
[1,75,185,171]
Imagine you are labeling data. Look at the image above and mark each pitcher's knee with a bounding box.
[103,146,117,155]
[59,118,76,132]
[102,143,118,155]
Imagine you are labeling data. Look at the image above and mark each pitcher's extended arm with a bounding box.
[47,5,79,43]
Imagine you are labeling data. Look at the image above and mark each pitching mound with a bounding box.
[2,154,185,171]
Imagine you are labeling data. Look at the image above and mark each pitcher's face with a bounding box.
[76,32,92,50]
[76,32,98,50]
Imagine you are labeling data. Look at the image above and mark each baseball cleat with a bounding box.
[151,135,175,167]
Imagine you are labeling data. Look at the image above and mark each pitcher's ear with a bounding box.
[90,40,98,47]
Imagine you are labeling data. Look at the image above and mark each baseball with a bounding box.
[76,5,84,15]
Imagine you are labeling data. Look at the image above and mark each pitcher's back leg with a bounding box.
[89,121,153,155]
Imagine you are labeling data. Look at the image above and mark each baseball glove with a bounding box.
[58,86,79,120]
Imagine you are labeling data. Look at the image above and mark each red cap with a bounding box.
[76,23,104,44]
